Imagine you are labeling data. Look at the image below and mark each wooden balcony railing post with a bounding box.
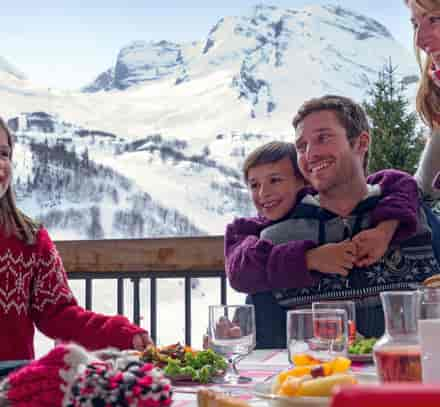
[117,278,124,315]
[85,279,92,310]
[185,277,192,346]
[150,277,157,344]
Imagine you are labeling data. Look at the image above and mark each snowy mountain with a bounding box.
[1,3,420,240]
[0,55,26,82]
[83,40,195,92]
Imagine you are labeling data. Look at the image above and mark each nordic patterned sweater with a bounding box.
[0,227,146,361]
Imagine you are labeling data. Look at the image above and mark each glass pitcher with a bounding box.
[373,291,422,382]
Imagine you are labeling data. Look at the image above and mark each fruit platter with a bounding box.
[138,343,227,384]
[254,354,376,407]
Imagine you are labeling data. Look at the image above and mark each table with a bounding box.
[172,349,375,407]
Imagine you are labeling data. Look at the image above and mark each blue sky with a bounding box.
[0,1,414,90]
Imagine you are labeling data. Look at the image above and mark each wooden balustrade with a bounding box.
[54,235,227,345]
[56,235,225,273]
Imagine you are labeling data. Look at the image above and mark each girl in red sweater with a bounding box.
[0,118,152,361]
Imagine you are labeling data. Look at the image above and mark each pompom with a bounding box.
[64,353,173,407]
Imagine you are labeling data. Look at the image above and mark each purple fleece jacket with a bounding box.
[224,169,419,294]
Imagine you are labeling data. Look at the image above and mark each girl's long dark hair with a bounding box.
[0,118,40,244]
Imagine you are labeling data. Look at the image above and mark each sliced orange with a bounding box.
[292,353,321,366]
[329,356,351,373]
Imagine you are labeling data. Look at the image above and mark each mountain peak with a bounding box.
[322,4,392,39]
[0,56,26,81]
[81,2,407,97]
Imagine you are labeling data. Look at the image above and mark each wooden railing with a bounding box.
[55,236,227,345]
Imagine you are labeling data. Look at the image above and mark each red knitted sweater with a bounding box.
[0,227,147,361]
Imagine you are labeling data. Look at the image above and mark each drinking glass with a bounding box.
[287,309,348,364]
[312,301,356,344]
[418,287,440,383]
[373,291,421,382]
[419,287,440,319]
[208,304,256,384]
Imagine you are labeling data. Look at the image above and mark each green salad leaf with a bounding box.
[348,337,377,355]
[163,348,227,384]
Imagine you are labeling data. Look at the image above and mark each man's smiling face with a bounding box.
[294,110,362,194]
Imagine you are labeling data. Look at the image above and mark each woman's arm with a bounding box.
[414,129,440,202]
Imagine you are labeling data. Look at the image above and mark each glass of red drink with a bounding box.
[373,291,421,383]
[312,301,356,344]
[374,345,422,382]
[287,309,348,364]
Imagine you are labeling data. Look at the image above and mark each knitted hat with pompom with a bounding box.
[0,344,173,407]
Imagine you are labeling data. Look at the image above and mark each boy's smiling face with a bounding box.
[247,156,305,221]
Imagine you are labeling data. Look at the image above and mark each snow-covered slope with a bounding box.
[1,3,419,238]
[0,55,26,82]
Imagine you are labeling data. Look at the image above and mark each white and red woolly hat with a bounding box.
[0,344,173,407]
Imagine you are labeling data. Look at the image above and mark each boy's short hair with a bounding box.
[242,141,303,183]
[292,95,370,173]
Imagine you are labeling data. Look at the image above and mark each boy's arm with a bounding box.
[352,220,399,267]
[224,218,319,294]
[367,169,419,243]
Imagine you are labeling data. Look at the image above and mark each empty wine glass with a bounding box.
[208,304,256,384]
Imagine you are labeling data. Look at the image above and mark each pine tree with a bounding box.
[87,206,104,239]
[363,60,424,174]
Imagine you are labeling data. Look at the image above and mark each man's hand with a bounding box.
[132,332,154,351]
[352,220,399,267]
[305,241,357,277]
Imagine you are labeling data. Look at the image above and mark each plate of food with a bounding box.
[139,343,227,384]
[348,338,377,363]
[254,355,377,407]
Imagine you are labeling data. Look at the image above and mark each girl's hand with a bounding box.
[132,332,154,350]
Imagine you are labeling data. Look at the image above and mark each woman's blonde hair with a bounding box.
[0,118,40,244]
[408,0,440,126]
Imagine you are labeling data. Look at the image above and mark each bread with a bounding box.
[197,389,250,407]
[423,274,440,288]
